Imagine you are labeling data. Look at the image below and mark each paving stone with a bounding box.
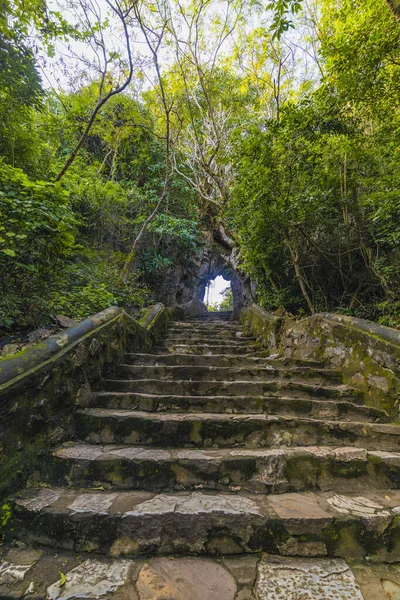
[255,556,364,599]
[0,561,36,585]
[351,563,400,600]
[268,493,332,534]
[69,493,119,515]
[46,559,131,600]
[136,557,237,600]
[127,493,264,516]
[16,488,62,512]
[326,494,391,517]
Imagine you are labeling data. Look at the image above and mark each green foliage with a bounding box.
[0,163,76,330]
[266,0,303,39]
[219,286,234,311]
[0,502,12,540]
[48,250,151,319]
[0,0,399,334]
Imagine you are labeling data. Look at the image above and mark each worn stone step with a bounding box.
[155,343,260,355]
[49,444,400,494]
[165,332,253,342]
[115,364,342,385]
[75,409,400,450]
[104,378,363,402]
[169,323,245,332]
[168,323,245,337]
[12,486,400,559]
[190,312,233,321]
[124,353,323,368]
[93,391,382,422]
[164,337,255,347]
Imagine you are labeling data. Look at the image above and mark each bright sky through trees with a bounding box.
[204,276,231,307]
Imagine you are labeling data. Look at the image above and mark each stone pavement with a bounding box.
[1,547,400,599]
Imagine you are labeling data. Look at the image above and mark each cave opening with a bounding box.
[203,275,233,312]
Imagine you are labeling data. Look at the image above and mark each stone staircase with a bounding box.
[4,312,400,597]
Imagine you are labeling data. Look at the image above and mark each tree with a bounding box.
[54,0,134,181]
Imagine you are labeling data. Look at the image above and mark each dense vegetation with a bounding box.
[1,0,399,338]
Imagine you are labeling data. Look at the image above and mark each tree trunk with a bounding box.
[386,0,400,22]
[284,236,315,314]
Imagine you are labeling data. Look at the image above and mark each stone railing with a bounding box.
[241,305,400,418]
[0,303,171,500]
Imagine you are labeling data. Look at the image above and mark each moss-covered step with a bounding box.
[11,487,400,560]
[124,353,323,368]
[115,364,342,385]
[104,378,363,402]
[75,409,400,450]
[47,444,400,494]
[155,343,259,355]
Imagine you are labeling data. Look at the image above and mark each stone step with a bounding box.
[115,364,342,385]
[170,323,245,331]
[190,312,233,321]
[93,391,382,421]
[49,444,400,494]
[104,378,363,402]
[155,343,260,355]
[164,337,255,346]
[166,331,252,341]
[75,409,400,450]
[124,353,323,368]
[169,321,241,331]
[12,486,400,559]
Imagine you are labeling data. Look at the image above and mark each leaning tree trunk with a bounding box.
[386,0,400,22]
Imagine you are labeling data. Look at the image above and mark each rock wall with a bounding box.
[0,304,172,501]
[241,305,400,417]
[154,229,255,316]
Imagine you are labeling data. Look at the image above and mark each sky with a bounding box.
[204,275,230,307]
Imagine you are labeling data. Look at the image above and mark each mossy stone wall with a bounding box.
[0,304,172,501]
[241,306,400,418]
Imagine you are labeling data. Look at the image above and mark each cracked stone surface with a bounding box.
[16,488,61,512]
[126,493,263,516]
[326,494,391,517]
[69,493,119,515]
[255,556,364,600]
[46,559,131,600]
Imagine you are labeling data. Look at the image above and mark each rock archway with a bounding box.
[153,228,256,318]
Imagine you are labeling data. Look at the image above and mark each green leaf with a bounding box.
[58,571,67,587]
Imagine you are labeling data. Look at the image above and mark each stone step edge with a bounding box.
[103,378,362,398]
[94,390,366,406]
[117,364,341,375]
[11,487,400,560]
[48,443,400,492]
[77,408,396,432]
[125,353,323,364]
[52,442,399,466]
